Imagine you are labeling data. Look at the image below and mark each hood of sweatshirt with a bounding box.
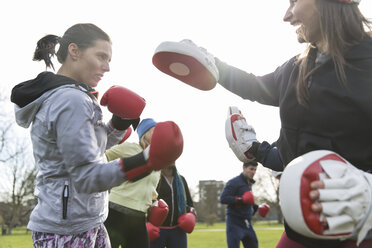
[11,72,95,128]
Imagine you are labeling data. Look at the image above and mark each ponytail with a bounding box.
[33,34,60,70]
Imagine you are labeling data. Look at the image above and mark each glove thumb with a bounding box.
[100,90,109,106]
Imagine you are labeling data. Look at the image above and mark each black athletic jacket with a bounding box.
[216,38,372,248]
[156,167,194,227]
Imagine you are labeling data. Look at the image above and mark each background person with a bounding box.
[105,118,168,248]
[220,161,270,248]
[150,164,195,248]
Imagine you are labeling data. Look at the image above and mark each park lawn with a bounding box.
[0,222,284,248]
[0,227,32,248]
[189,221,284,248]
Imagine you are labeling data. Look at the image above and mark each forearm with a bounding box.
[105,122,127,149]
[105,142,142,161]
[70,159,126,193]
[215,58,279,106]
[220,189,238,204]
[250,141,284,171]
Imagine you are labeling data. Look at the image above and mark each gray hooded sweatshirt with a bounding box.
[11,72,128,235]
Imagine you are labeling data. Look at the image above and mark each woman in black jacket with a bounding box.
[155,0,372,247]
[214,1,372,247]
[150,164,195,248]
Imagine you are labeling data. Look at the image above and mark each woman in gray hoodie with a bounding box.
[10,23,183,248]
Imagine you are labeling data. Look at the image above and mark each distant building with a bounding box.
[197,180,226,222]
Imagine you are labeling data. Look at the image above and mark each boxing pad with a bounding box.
[178,212,196,234]
[225,106,257,163]
[149,199,169,226]
[146,222,160,242]
[100,85,146,130]
[120,121,183,181]
[258,203,270,218]
[272,171,282,180]
[279,150,372,245]
[152,39,219,91]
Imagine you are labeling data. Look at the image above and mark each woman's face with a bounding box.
[73,39,112,87]
[140,127,156,148]
[147,127,155,142]
[162,165,175,177]
[283,0,321,44]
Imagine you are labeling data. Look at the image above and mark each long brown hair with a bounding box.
[296,1,371,106]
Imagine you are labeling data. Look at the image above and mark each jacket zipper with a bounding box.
[170,184,174,225]
[164,176,175,225]
[62,180,69,219]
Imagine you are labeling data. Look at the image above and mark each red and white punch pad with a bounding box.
[152,40,219,91]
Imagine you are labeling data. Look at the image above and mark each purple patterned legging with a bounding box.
[32,224,111,248]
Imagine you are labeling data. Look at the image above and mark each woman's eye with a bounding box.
[97,53,108,61]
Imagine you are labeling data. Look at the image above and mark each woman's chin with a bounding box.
[296,35,306,44]
[86,81,99,88]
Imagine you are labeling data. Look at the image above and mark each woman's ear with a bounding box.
[68,43,80,61]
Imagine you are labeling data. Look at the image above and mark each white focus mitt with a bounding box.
[271,170,282,180]
[225,106,257,163]
[279,150,372,245]
[152,39,219,91]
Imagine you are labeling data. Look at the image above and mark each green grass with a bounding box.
[189,221,284,248]
[0,222,284,248]
[0,227,32,248]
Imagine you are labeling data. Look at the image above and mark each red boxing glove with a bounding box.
[258,203,270,218]
[120,121,183,181]
[146,121,183,170]
[149,199,169,226]
[178,212,196,234]
[100,86,146,130]
[146,222,160,242]
[100,85,146,119]
[242,191,254,205]
[118,127,132,144]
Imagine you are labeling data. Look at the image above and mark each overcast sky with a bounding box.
[1,0,371,192]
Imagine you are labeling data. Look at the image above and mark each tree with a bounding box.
[252,164,283,224]
[205,213,219,226]
[0,89,36,234]
[3,144,36,234]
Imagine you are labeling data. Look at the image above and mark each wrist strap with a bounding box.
[121,152,146,172]
[111,115,140,131]
[120,152,150,181]
[248,141,260,157]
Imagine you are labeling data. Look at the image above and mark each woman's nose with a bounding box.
[103,62,110,72]
[283,7,293,22]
